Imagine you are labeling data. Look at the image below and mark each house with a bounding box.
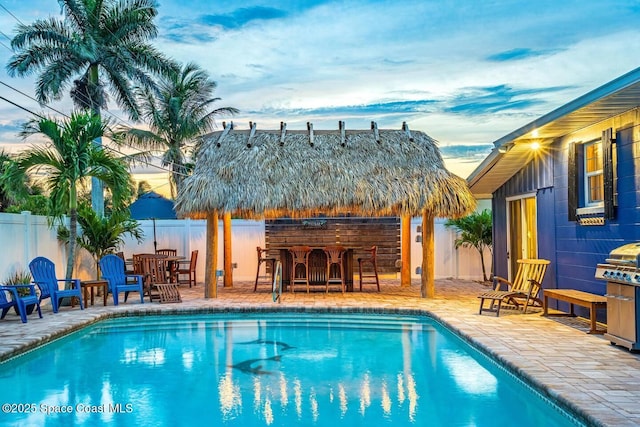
[467,67,640,306]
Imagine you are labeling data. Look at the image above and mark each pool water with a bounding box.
[0,313,583,427]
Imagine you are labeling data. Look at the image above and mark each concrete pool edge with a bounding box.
[0,305,597,427]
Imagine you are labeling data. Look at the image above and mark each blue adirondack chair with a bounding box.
[99,254,144,305]
[28,257,84,313]
[0,285,42,323]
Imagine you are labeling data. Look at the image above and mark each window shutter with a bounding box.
[603,128,615,219]
[567,141,578,221]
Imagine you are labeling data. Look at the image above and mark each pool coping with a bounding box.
[0,305,598,427]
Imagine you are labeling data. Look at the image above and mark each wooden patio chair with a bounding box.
[139,254,182,303]
[254,247,276,292]
[358,246,380,291]
[156,249,178,282]
[478,259,550,316]
[324,245,346,294]
[177,250,198,288]
[289,246,312,293]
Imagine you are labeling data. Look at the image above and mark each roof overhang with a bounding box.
[467,67,640,197]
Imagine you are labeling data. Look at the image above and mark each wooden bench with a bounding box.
[543,289,607,334]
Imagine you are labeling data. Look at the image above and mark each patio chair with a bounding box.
[28,256,84,313]
[177,250,198,287]
[254,247,276,292]
[155,248,178,282]
[289,246,312,293]
[99,254,144,305]
[358,246,380,291]
[140,254,182,303]
[324,245,346,294]
[0,285,42,323]
[478,258,550,316]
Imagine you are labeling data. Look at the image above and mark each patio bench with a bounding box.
[543,288,607,334]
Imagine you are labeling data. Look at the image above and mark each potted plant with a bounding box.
[4,269,36,314]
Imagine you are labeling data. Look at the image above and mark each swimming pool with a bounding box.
[0,313,583,426]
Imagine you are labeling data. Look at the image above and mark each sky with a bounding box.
[0,0,639,193]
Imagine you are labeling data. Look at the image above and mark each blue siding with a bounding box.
[491,113,640,320]
[492,154,553,280]
[553,122,640,304]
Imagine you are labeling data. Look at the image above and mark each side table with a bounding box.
[81,280,108,307]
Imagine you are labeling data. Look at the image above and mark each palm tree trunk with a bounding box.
[89,64,104,217]
[66,208,77,283]
[479,249,488,282]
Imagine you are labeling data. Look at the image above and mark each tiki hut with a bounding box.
[176,121,477,297]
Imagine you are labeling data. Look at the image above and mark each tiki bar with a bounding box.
[175,121,476,298]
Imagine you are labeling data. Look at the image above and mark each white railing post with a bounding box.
[21,211,32,269]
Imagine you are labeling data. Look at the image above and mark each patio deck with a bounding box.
[1,278,639,427]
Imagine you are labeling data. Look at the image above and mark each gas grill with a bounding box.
[595,242,640,351]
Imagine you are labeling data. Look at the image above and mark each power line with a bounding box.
[0,2,24,26]
[0,2,207,179]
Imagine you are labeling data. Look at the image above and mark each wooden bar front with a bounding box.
[266,216,400,291]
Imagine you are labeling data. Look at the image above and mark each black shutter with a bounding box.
[603,128,615,219]
[567,141,578,221]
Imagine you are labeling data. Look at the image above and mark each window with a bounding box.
[567,128,616,223]
[584,140,603,206]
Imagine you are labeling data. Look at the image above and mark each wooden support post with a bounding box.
[223,212,232,287]
[421,210,435,298]
[205,211,219,298]
[401,214,411,288]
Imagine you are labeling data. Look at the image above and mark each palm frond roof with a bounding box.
[176,123,476,219]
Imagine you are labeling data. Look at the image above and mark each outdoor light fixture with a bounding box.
[531,141,541,150]
[498,143,513,154]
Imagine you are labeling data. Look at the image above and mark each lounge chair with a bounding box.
[28,256,84,313]
[478,259,550,316]
[0,285,42,323]
[99,254,145,305]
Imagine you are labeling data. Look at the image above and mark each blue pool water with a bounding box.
[0,313,583,427]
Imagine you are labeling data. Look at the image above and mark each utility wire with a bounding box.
[0,3,193,177]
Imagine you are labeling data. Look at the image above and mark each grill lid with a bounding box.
[606,242,640,267]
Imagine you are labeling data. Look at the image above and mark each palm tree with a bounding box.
[121,62,238,197]
[74,204,143,278]
[7,0,175,215]
[445,209,493,282]
[7,112,132,280]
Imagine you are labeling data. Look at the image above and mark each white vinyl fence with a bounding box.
[0,212,490,284]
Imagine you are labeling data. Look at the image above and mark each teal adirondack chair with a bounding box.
[29,257,84,313]
[0,285,42,323]
[99,254,144,305]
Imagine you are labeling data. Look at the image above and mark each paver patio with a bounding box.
[1,278,638,427]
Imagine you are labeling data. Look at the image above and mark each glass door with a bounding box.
[507,195,538,279]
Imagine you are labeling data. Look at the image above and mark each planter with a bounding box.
[13,303,35,316]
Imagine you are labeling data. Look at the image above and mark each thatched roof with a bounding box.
[176,123,476,219]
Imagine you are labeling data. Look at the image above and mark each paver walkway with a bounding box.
[1,278,639,427]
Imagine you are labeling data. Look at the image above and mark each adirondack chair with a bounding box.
[0,285,42,323]
[478,259,550,316]
[99,254,144,306]
[28,256,84,313]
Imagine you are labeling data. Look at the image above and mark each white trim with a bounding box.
[505,192,537,202]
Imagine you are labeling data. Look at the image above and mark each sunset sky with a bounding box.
[0,1,639,193]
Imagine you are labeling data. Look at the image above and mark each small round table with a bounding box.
[80,280,108,307]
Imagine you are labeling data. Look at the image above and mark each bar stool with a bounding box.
[324,245,346,294]
[254,246,277,292]
[289,246,312,293]
[358,246,380,291]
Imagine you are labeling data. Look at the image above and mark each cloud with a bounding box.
[200,6,288,30]
[253,99,439,117]
[445,84,574,115]
[486,47,562,62]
